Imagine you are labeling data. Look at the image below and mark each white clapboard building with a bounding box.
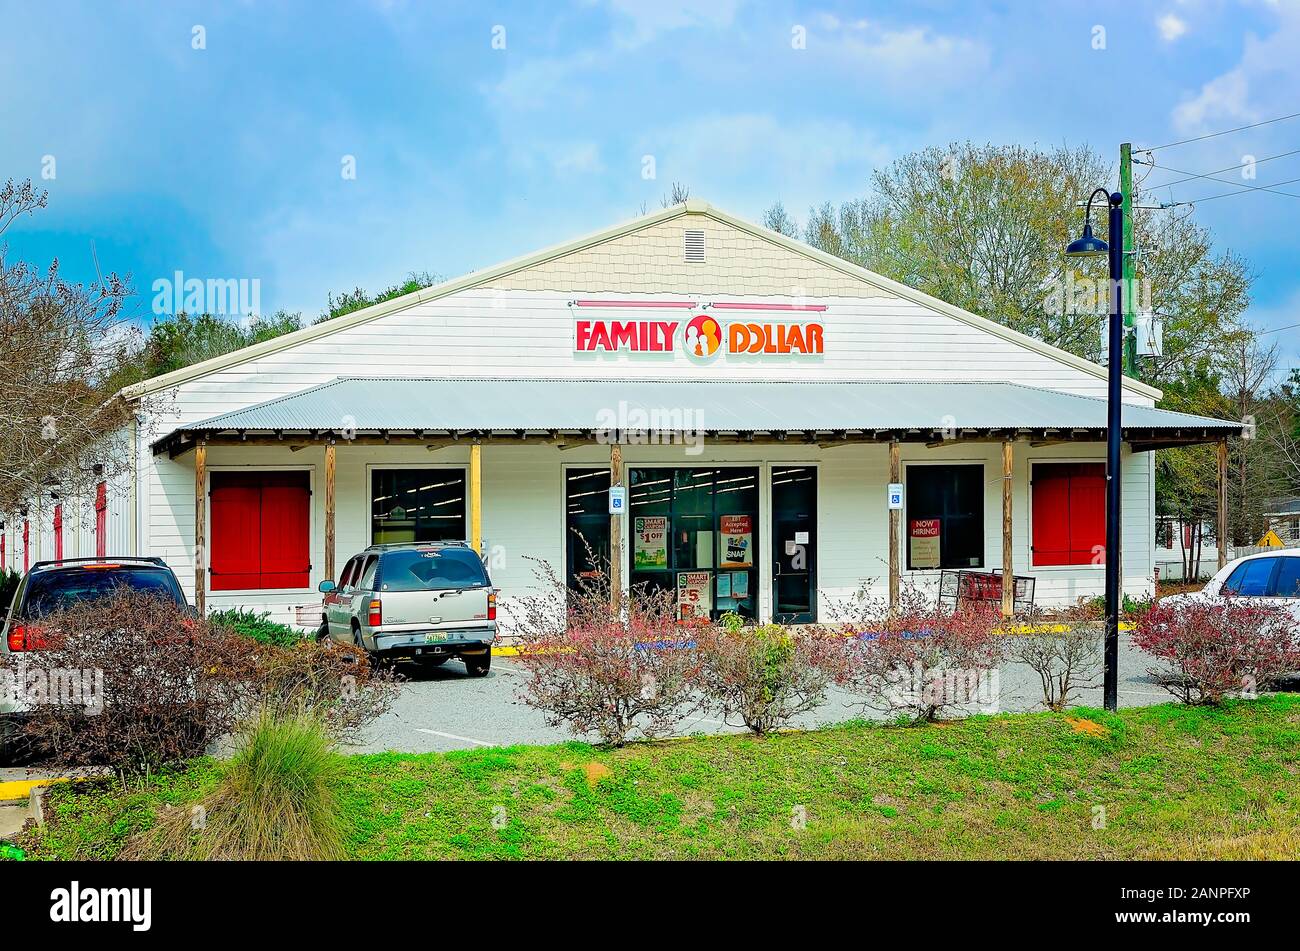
[4,200,1242,627]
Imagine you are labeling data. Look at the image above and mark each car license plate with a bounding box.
[424,632,447,644]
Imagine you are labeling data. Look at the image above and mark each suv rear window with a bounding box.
[378,548,488,592]
[20,567,185,618]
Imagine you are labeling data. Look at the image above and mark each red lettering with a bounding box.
[806,323,824,354]
[610,321,637,350]
[576,320,594,351]
[658,321,678,351]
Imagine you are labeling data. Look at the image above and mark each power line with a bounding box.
[1193,175,1300,203]
[1142,148,1300,190]
[1142,161,1300,201]
[1258,320,1300,336]
[1143,111,1300,152]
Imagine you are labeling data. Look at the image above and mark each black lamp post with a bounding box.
[1066,188,1124,712]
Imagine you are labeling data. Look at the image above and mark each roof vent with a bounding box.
[683,229,706,263]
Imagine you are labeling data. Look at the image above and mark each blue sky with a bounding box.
[2,0,1297,370]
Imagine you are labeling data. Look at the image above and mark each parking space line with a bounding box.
[415,729,494,747]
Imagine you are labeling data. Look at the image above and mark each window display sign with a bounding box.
[719,515,753,568]
[677,571,713,620]
[633,516,668,569]
[910,518,941,569]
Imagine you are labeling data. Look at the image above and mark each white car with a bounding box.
[1162,549,1300,618]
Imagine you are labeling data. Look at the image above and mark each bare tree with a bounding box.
[0,179,138,514]
[660,181,690,208]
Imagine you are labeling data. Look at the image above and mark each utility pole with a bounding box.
[1119,143,1138,376]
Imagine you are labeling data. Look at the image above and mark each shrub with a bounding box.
[839,587,1003,723]
[694,613,848,735]
[511,558,703,746]
[254,640,400,742]
[210,608,304,647]
[127,710,346,861]
[2,591,259,775]
[1008,624,1103,711]
[1133,600,1300,705]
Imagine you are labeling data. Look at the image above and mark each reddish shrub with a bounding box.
[694,618,849,735]
[839,587,1003,723]
[511,558,704,746]
[254,639,400,742]
[1133,599,1300,704]
[1,591,259,774]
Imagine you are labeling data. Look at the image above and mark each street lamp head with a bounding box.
[1065,221,1108,257]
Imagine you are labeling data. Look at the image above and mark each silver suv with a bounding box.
[317,542,497,675]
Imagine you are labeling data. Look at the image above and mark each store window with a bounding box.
[210,471,311,590]
[565,468,611,592]
[371,469,466,544]
[1031,463,1105,566]
[628,467,759,621]
[905,464,984,570]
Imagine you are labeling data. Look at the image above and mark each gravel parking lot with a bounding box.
[352,633,1178,754]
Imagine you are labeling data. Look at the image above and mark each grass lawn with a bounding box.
[15,695,1300,860]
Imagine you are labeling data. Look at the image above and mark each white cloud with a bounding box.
[820,20,991,91]
[605,0,742,48]
[1158,13,1188,42]
[637,113,894,213]
[1172,4,1299,130]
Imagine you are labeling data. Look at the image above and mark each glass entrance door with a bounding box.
[772,466,817,624]
[565,468,611,593]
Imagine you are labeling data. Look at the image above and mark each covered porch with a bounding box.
[151,377,1245,622]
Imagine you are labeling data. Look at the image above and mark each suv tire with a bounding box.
[316,617,330,643]
[464,652,491,677]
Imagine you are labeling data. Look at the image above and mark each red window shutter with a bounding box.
[53,504,63,560]
[1031,468,1070,565]
[210,471,310,591]
[95,482,108,557]
[1068,464,1106,565]
[23,519,30,571]
[2,532,6,567]
[258,472,310,589]
[210,474,262,591]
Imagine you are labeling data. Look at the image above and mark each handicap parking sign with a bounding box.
[887,483,904,510]
[609,485,627,514]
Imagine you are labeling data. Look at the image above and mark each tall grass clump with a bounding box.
[128,710,347,861]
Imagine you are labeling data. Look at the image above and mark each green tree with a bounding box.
[766,142,1254,388]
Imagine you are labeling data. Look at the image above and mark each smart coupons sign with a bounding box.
[574,310,825,360]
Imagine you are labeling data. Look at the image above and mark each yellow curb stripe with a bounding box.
[491,644,520,657]
[0,778,62,801]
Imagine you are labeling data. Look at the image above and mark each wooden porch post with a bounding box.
[610,443,623,615]
[194,441,206,616]
[1217,437,1229,571]
[324,441,337,582]
[470,441,483,555]
[1002,439,1014,618]
[888,439,900,611]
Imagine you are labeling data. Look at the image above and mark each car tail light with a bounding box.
[487,590,497,622]
[7,624,47,651]
[368,599,382,626]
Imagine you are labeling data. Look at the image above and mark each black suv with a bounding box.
[1,557,192,761]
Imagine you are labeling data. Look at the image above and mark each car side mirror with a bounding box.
[318,580,336,594]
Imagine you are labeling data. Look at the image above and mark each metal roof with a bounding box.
[154,377,1242,454]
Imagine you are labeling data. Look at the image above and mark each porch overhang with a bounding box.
[151,377,1244,458]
